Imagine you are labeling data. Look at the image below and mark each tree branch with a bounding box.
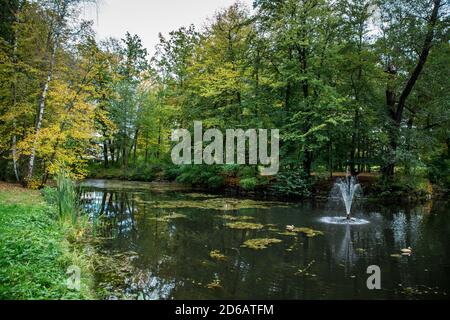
[395,0,441,123]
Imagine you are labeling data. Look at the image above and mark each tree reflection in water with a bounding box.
[79,183,450,299]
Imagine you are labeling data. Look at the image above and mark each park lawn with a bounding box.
[0,182,94,299]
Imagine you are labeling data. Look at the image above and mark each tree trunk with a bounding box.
[144,130,149,162]
[303,151,313,176]
[132,128,139,164]
[103,140,109,168]
[349,108,359,175]
[11,10,20,182]
[156,125,161,159]
[109,140,115,164]
[123,144,128,169]
[382,0,441,179]
[26,1,71,185]
[26,51,56,184]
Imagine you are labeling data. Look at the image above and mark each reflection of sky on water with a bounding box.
[126,270,176,300]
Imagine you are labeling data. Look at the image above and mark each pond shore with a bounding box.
[84,170,439,202]
[0,182,95,299]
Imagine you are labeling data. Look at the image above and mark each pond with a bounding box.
[80,179,450,300]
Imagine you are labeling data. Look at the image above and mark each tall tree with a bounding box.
[378,0,444,178]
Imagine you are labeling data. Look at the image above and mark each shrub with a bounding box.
[371,174,430,199]
[240,177,258,190]
[221,164,240,177]
[427,155,450,191]
[176,165,224,189]
[238,166,257,178]
[162,163,182,180]
[270,169,311,198]
[128,163,162,181]
[208,175,225,189]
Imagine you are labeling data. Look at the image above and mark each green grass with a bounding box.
[55,167,79,224]
[0,185,94,299]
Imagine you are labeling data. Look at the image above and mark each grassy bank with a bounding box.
[0,183,94,299]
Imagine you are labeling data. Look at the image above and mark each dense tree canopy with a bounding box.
[0,0,448,195]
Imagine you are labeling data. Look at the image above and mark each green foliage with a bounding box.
[372,175,430,199]
[41,186,58,208]
[176,165,225,189]
[270,170,311,198]
[239,177,258,191]
[238,166,257,178]
[0,0,448,198]
[162,163,183,181]
[128,163,162,181]
[427,149,450,191]
[207,175,226,189]
[0,191,93,299]
[55,167,79,225]
[221,164,241,177]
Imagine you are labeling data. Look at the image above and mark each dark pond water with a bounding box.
[80,179,450,300]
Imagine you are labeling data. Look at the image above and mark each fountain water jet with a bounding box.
[320,169,368,225]
[333,170,362,220]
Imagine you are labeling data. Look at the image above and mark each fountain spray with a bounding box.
[334,169,362,220]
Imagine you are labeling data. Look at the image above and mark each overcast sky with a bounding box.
[83,0,254,55]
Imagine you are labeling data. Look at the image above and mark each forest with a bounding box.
[0,0,449,197]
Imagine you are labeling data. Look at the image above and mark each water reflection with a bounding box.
[80,181,450,300]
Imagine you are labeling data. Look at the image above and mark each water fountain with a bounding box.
[320,169,369,225]
[334,171,361,220]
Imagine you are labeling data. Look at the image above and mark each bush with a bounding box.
[239,177,258,190]
[270,169,311,198]
[238,166,257,178]
[208,175,226,189]
[427,155,450,191]
[162,163,183,180]
[128,163,162,181]
[371,174,430,199]
[176,165,225,189]
[221,164,240,177]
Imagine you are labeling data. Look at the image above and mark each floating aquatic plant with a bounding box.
[142,197,287,211]
[293,227,323,237]
[209,250,227,261]
[241,238,282,250]
[148,212,187,222]
[220,215,254,221]
[226,221,264,230]
[277,227,323,237]
[185,193,219,199]
[277,231,297,236]
[206,279,222,289]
